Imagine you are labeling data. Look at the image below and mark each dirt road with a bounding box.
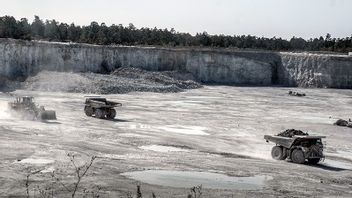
[0,87,352,197]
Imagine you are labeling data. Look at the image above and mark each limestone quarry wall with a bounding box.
[279,52,352,88]
[0,38,352,88]
[0,39,274,85]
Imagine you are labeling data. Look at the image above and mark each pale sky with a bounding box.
[0,0,351,39]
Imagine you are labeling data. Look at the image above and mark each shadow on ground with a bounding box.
[310,164,351,172]
[41,121,62,124]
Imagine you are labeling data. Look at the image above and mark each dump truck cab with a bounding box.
[10,96,35,110]
[264,135,325,164]
[21,96,34,103]
[12,96,34,105]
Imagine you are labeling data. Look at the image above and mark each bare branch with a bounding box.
[71,156,96,198]
[53,175,71,193]
[25,169,43,198]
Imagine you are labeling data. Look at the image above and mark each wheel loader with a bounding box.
[8,96,57,120]
[84,97,122,119]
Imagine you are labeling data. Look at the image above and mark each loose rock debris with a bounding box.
[288,90,306,97]
[277,129,309,137]
[334,119,352,128]
[18,67,202,94]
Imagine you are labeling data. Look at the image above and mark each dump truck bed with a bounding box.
[85,98,122,108]
[264,135,326,148]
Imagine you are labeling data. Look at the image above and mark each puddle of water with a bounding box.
[41,166,55,173]
[158,125,209,135]
[100,153,145,160]
[121,170,272,190]
[119,133,148,138]
[139,145,190,153]
[17,158,54,165]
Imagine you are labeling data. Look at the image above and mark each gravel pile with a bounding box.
[20,67,202,94]
[334,119,352,128]
[112,67,200,90]
[277,129,309,137]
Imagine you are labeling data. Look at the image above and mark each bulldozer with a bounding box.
[8,96,57,120]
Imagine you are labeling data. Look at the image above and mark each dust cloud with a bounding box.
[0,100,10,119]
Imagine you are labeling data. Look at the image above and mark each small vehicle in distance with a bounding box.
[84,97,122,119]
[288,90,306,97]
[264,134,325,164]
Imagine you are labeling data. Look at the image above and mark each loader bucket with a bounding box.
[40,110,57,120]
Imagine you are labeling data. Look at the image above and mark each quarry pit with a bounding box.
[0,39,352,197]
[0,87,352,197]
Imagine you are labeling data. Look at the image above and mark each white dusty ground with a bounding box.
[0,86,352,197]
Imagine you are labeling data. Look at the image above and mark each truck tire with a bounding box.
[84,106,94,116]
[106,109,116,119]
[271,146,287,160]
[291,149,306,164]
[308,158,320,165]
[95,109,105,119]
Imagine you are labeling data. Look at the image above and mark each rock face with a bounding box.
[0,38,352,88]
[280,52,352,88]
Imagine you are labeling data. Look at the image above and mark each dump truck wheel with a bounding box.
[106,109,116,119]
[95,109,105,119]
[291,149,306,164]
[84,106,93,116]
[271,146,287,160]
[308,158,320,165]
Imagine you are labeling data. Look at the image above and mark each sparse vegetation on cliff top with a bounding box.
[0,15,351,52]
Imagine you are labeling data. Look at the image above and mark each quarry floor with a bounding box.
[0,86,352,197]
